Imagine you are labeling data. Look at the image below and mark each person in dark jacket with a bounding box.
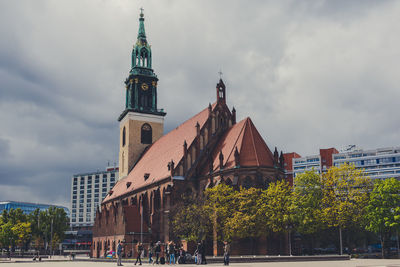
[201,240,206,264]
[223,241,230,266]
[153,241,161,265]
[196,242,202,265]
[134,242,143,265]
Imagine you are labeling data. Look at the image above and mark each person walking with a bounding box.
[196,242,202,265]
[168,241,175,264]
[117,241,123,266]
[149,242,154,264]
[223,241,230,266]
[153,241,161,265]
[135,242,143,265]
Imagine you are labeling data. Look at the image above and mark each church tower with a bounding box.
[118,9,166,179]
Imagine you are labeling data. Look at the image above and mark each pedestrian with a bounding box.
[149,242,154,264]
[117,240,123,266]
[135,242,143,265]
[164,242,170,264]
[196,242,202,265]
[153,241,161,265]
[223,241,230,266]
[201,240,206,264]
[168,241,175,264]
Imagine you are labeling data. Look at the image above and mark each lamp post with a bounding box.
[50,218,53,258]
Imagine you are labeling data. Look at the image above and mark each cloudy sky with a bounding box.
[1,0,399,208]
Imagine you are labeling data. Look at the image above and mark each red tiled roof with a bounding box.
[211,117,275,171]
[104,103,217,202]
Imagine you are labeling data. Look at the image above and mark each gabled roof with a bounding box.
[210,117,275,172]
[104,103,217,202]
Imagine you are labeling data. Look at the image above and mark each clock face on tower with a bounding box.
[141,83,149,91]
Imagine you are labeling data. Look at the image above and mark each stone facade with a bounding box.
[119,113,164,178]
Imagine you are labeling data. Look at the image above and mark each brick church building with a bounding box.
[92,11,286,258]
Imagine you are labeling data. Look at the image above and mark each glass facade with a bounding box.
[0,201,69,216]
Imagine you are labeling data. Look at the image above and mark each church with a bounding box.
[92,11,286,257]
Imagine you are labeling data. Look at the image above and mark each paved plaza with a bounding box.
[1,259,400,267]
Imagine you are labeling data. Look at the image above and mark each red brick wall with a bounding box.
[319,148,338,172]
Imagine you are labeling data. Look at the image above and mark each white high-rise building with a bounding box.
[70,166,118,229]
[333,147,400,180]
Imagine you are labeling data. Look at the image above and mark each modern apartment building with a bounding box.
[333,147,400,180]
[70,166,118,230]
[286,146,400,181]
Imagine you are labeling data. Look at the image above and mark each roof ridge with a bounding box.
[247,118,260,166]
[223,119,247,167]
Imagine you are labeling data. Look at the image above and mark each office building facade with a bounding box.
[70,167,118,229]
[287,146,400,180]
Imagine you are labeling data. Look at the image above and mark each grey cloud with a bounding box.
[0,0,399,207]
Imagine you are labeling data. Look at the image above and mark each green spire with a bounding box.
[131,8,153,71]
[137,8,146,41]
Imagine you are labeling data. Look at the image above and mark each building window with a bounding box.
[141,123,152,144]
[80,177,85,183]
[73,196,77,200]
[122,127,126,147]
[111,173,115,178]
[103,177,107,183]
[95,184,99,188]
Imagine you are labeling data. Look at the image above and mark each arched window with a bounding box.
[187,154,191,170]
[141,123,152,144]
[192,147,196,164]
[122,152,125,172]
[122,127,126,147]
[200,135,204,150]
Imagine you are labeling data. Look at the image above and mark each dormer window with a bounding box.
[126,182,132,188]
[144,173,150,180]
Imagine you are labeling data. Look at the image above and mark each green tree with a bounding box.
[292,170,324,253]
[293,170,324,234]
[0,222,15,249]
[224,187,263,242]
[366,178,400,258]
[12,222,31,248]
[260,180,295,255]
[0,208,29,251]
[172,194,211,242]
[321,163,372,255]
[204,184,236,242]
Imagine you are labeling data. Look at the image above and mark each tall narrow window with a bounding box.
[122,127,126,147]
[141,123,152,144]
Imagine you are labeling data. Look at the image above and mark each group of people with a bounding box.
[115,239,230,266]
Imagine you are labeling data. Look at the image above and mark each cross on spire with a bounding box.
[140,7,144,14]
[218,69,223,79]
